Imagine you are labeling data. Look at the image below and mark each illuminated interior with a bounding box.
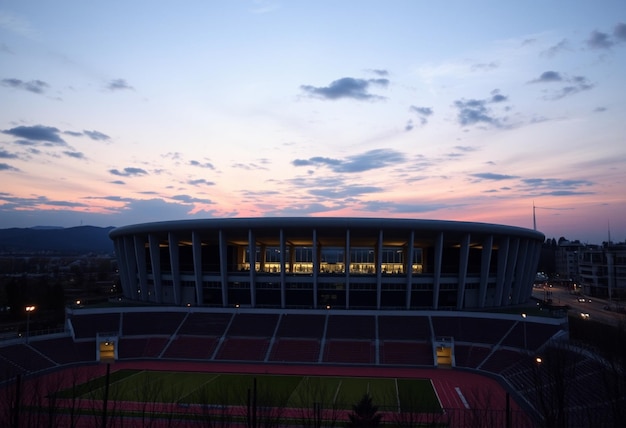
[239,246,423,275]
[99,340,115,361]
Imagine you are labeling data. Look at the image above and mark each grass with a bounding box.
[57,369,441,413]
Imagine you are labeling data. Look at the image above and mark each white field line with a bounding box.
[455,386,470,409]
[333,380,343,405]
[395,378,401,412]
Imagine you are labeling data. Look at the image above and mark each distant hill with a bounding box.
[0,226,115,255]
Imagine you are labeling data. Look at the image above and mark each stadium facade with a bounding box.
[109,217,544,310]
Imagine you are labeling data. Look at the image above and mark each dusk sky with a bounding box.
[1,1,625,244]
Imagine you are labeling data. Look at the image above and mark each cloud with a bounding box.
[409,106,433,126]
[308,185,383,199]
[522,178,593,188]
[0,148,19,159]
[187,178,215,186]
[0,162,19,172]
[470,62,498,72]
[110,180,126,185]
[586,23,626,49]
[1,78,49,94]
[107,78,133,91]
[300,77,389,101]
[171,194,214,204]
[615,22,626,42]
[453,146,477,153]
[232,161,269,171]
[108,167,148,177]
[64,131,83,137]
[0,193,220,227]
[529,71,563,83]
[550,76,593,100]
[292,157,339,168]
[1,42,13,54]
[587,30,613,49]
[293,149,405,173]
[0,194,87,211]
[520,177,595,196]
[163,152,183,161]
[470,172,519,181]
[541,39,569,58]
[83,130,111,141]
[189,160,215,169]
[490,93,507,103]
[360,200,452,214]
[538,190,595,196]
[453,90,509,128]
[368,69,389,76]
[63,151,86,159]
[410,106,433,116]
[529,72,593,100]
[2,125,66,145]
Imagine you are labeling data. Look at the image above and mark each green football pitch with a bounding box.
[59,369,442,412]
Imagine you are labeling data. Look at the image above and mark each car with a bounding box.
[578,298,586,302]
[580,312,590,319]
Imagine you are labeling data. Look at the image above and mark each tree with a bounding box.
[347,393,382,428]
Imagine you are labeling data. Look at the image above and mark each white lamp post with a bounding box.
[521,313,527,350]
[25,305,36,343]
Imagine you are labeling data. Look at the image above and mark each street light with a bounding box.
[25,305,36,343]
[521,313,527,350]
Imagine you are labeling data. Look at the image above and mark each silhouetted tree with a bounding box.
[347,393,382,428]
[532,342,577,428]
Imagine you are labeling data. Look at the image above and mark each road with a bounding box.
[532,284,626,326]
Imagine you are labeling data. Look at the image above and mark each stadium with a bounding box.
[108,217,544,309]
[1,218,624,427]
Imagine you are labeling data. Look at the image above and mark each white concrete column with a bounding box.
[133,235,148,302]
[478,235,493,308]
[168,232,181,305]
[456,233,470,310]
[280,228,286,309]
[432,232,443,309]
[376,229,383,310]
[405,230,415,309]
[312,229,318,308]
[512,239,529,304]
[218,229,228,307]
[148,234,162,303]
[192,230,203,305]
[502,238,520,306]
[345,228,351,309]
[248,229,256,307]
[522,240,542,302]
[114,238,132,298]
[494,236,509,306]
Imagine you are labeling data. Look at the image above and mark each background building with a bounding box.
[109,218,544,310]
[578,243,626,300]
